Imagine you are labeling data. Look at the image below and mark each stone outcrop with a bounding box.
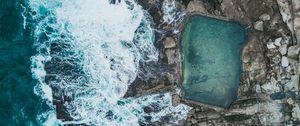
[163,37,176,48]
[186,0,207,14]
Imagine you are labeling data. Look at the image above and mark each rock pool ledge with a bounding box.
[180,15,247,108]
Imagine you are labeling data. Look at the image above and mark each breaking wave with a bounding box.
[162,0,186,25]
[28,0,191,125]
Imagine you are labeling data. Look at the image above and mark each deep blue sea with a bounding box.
[0,0,50,125]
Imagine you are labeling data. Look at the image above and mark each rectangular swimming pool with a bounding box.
[181,16,246,108]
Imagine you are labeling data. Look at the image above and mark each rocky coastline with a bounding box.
[134,0,300,125]
[48,0,300,125]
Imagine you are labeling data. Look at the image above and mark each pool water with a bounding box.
[181,16,246,108]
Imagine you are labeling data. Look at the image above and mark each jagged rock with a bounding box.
[267,41,276,49]
[277,0,291,22]
[277,0,294,36]
[261,77,281,94]
[255,84,262,93]
[286,98,294,106]
[282,37,290,44]
[259,14,271,21]
[274,37,282,46]
[287,98,294,105]
[163,37,176,48]
[281,56,289,67]
[254,21,263,31]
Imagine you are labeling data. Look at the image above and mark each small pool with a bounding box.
[181,16,246,108]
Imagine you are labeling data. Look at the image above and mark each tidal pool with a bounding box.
[181,16,246,108]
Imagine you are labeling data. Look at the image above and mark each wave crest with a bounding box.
[29,0,191,125]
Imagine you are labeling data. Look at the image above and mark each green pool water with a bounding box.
[181,16,246,108]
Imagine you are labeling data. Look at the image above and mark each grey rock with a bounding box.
[281,56,289,67]
[254,21,264,31]
[267,42,276,49]
[259,13,271,21]
[279,44,287,55]
[274,37,282,46]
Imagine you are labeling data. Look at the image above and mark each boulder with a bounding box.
[287,98,294,105]
[259,14,271,21]
[281,56,289,67]
[163,37,176,48]
[274,37,282,46]
[267,42,276,49]
[254,21,264,31]
[279,44,287,55]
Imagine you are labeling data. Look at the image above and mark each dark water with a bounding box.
[0,1,48,125]
[181,16,246,108]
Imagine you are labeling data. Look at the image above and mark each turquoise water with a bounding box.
[181,16,246,108]
[0,0,49,125]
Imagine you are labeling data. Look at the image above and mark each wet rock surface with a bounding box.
[133,0,300,125]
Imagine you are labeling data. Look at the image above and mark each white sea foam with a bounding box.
[123,93,192,124]
[162,0,186,25]
[29,0,191,125]
[20,4,27,29]
[31,55,53,103]
[36,110,62,126]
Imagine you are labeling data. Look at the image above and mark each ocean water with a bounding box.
[0,0,191,125]
[181,16,246,108]
[0,0,51,125]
